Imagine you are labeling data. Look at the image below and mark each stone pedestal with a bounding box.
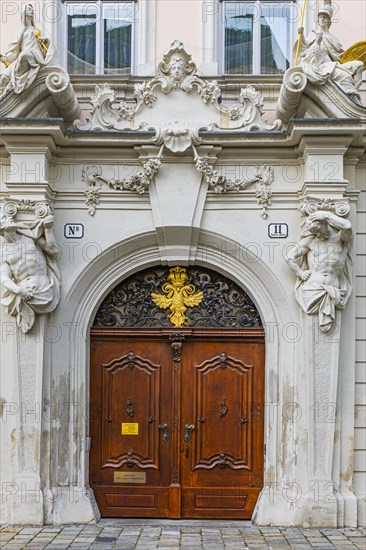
[4,319,46,524]
[302,314,341,527]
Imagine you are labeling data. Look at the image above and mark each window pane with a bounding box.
[67,3,96,74]
[261,3,291,74]
[224,2,255,74]
[104,3,134,75]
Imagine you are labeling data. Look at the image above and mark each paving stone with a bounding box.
[2,524,366,549]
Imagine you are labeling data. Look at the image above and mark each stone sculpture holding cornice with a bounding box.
[297,0,364,101]
[286,210,353,332]
[0,4,54,98]
[0,207,60,333]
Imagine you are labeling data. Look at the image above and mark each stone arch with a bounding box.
[50,229,300,523]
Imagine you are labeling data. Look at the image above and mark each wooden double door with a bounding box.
[89,328,265,518]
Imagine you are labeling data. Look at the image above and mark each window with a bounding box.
[64,1,135,75]
[223,1,294,74]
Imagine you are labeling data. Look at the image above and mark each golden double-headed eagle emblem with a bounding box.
[151,267,203,328]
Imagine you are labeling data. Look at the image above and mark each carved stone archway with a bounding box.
[45,229,299,525]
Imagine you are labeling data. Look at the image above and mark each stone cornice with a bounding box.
[70,74,284,106]
[0,118,365,161]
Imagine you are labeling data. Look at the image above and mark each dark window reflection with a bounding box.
[225,3,254,74]
[67,10,96,74]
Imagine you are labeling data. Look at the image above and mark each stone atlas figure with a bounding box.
[286,210,353,332]
[297,0,364,101]
[0,4,54,97]
[0,208,60,333]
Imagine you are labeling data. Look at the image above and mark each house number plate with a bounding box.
[114,472,146,484]
[268,223,288,238]
[121,423,139,435]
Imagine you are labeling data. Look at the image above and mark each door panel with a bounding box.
[180,338,265,518]
[90,330,265,519]
[90,337,175,517]
[101,351,160,469]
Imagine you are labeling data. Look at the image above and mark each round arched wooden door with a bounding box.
[89,266,265,518]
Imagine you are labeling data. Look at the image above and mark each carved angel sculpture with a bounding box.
[297,1,364,101]
[286,210,352,332]
[0,208,60,332]
[151,267,203,327]
[0,4,54,98]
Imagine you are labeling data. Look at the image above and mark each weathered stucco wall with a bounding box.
[0,2,365,526]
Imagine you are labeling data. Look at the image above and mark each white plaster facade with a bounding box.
[0,0,365,529]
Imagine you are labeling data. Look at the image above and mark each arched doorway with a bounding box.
[89,266,265,518]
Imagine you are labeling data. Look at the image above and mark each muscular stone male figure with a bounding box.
[0,211,60,332]
[286,210,352,332]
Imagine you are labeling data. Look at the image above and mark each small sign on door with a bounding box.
[114,472,146,484]
[64,224,84,239]
[268,223,288,238]
[122,423,139,435]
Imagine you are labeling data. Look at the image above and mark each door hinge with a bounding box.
[85,437,91,452]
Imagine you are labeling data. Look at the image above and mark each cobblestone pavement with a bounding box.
[0,521,365,550]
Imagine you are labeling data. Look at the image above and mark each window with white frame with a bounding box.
[222,1,294,74]
[63,1,135,75]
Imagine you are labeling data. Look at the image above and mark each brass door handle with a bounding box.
[184,424,195,442]
[158,423,169,442]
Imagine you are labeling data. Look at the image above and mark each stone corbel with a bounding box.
[46,68,81,123]
[276,66,307,123]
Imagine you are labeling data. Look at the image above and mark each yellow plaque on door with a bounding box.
[122,422,138,435]
[114,472,146,484]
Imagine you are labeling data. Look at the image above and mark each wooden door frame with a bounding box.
[90,326,265,518]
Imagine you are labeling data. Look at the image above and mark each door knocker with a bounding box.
[219,399,228,417]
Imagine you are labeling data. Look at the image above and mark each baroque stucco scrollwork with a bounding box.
[74,41,281,134]
[76,41,279,217]
[286,203,353,332]
[0,203,60,332]
[194,153,273,219]
[82,149,274,218]
[82,154,163,216]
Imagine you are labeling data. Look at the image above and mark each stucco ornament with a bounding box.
[286,209,353,332]
[194,151,273,219]
[74,41,281,133]
[0,4,54,98]
[82,152,163,215]
[297,0,364,101]
[154,122,202,152]
[0,206,60,332]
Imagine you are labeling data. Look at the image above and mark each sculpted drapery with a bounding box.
[286,210,353,332]
[0,4,54,97]
[297,2,364,101]
[0,209,60,333]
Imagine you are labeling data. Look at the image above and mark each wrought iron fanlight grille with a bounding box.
[93,266,262,328]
